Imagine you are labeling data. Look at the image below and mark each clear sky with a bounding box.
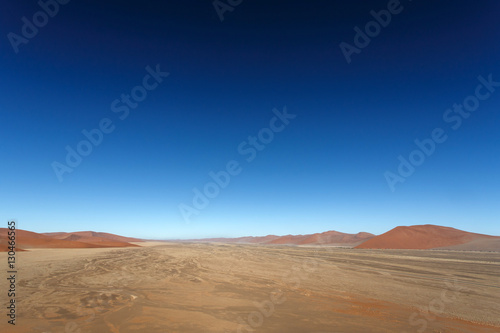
[1,0,499,239]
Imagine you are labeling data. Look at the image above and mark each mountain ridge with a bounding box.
[2,225,499,251]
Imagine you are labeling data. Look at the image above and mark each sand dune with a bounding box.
[44,231,143,243]
[191,230,374,246]
[0,229,102,251]
[268,230,375,246]
[43,231,141,247]
[436,238,500,251]
[0,229,140,251]
[3,225,499,252]
[355,225,499,250]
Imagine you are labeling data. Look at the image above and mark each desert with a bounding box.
[1,225,500,333]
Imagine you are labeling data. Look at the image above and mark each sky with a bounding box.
[1,0,499,239]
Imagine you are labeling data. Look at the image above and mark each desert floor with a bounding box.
[1,243,499,333]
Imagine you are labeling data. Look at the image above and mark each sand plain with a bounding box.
[1,243,499,333]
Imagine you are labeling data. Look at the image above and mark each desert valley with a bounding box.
[1,225,499,333]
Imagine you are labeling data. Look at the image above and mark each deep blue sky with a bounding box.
[1,0,499,239]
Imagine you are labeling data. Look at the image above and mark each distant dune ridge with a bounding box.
[189,230,375,247]
[355,224,500,250]
[1,224,499,251]
[190,235,281,244]
[44,231,142,247]
[180,225,500,251]
[0,229,141,251]
[266,230,375,246]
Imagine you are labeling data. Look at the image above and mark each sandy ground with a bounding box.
[1,243,499,333]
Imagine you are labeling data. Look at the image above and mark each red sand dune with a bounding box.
[48,234,137,248]
[0,229,103,251]
[268,231,374,246]
[0,229,140,251]
[44,231,143,243]
[191,231,374,246]
[44,231,142,247]
[355,224,499,250]
[3,226,498,252]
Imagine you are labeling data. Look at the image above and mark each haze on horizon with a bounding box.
[2,0,500,239]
